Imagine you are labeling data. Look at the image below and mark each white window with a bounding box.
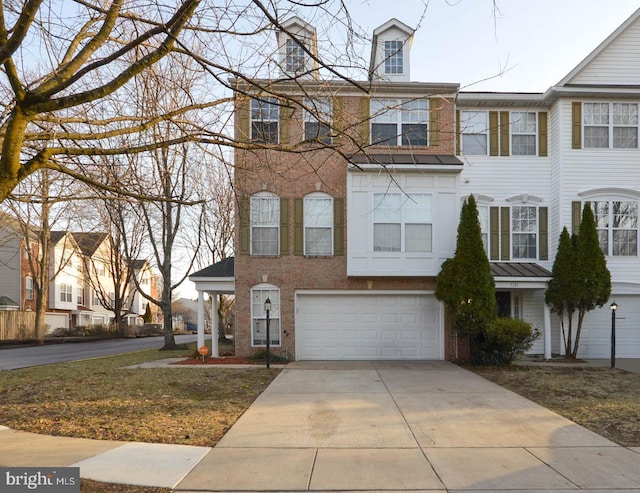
[384,40,403,74]
[477,205,489,254]
[251,97,279,144]
[77,285,83,305]
[373,193,432,252]
[584,102,639,148]
[93,289,101,307]
[511,112,537,155]
[60,283,73,303]
[304,193,333,256]
[304,98,332,143]
[590,200,638,256]
[110,292,116,307]
[511,206,537,259]
[285,38,305,73]
[250,192,280,256]
[460,111,488,155]
[371,98,428,146]
[250,285,281,347]
[94,261,105,276]
[25,276,34,300]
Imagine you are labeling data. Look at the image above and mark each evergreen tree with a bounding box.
[143,303,153,324]
[436,195,496,353]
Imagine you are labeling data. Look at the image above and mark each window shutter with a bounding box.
[429,98,440,147]
[539,206,548,260]
[500,206,511,260]
[538,112,548,157]
[500,111,510,156]
[360,97,370,145]
[455,109,461,155]
[489,111,499,156]
[280,198,289,255]
[332,96,343,146]
[237,96,250,143]
[571,201,582,235]
[294,199,303,255]
[333,198,344,256]
[279,104,292,145]
[572,102,582,149]
[490,206,500,261]
[239,197,250,255]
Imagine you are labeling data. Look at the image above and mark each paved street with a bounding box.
[0,334,197,370]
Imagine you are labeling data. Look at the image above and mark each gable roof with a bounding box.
[71,232,108,256]
[557,7,640,87]
[190,257,234,278]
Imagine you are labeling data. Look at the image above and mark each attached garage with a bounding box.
[576,295,640,358]
[295,292,443,360]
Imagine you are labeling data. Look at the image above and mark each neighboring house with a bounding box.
[46,231,83,328]
[128,259,160,325]
[197,11,640,360]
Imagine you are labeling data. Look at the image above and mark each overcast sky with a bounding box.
[346,0,640,92]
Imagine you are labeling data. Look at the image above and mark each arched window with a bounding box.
[250,284,281,347]
[250,192,280,256]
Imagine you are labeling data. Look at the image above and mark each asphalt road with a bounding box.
[0,334,198,370]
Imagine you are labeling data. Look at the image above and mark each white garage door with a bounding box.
[576,295,640,358]
[295,293,442,360]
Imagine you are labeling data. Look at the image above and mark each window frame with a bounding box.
[511,205,538,260]
[250,284,281,347]
[588,199,638,256]
[250,97,280,144]
[60,283,73,303]
[303,98,332,144]
[25,276,34,300]
[370,98,429,147]
[304,193,334,256]
[511,111,537,156]
[460,110,488,155]
[373,192,433,253]
[384,40,403,75]
[285,38,305,73]
[583,102,639,149]
[250,192,280,256]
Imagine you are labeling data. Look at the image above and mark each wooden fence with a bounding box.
[0,311,36,340]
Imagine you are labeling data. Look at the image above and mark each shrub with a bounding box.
[473,318,539,366]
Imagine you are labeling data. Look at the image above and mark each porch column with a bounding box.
[211,293,219,358]
[197,290,205,350]
[543,302,552,360]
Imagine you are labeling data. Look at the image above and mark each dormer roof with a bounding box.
[369,18,415,82]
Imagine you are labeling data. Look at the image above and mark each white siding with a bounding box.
[570,20,640,86]
[347,170,458,277]
[0,232,21,304]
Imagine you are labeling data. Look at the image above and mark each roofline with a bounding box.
[556,7,640,87]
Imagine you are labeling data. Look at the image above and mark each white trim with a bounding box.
[347,163,463,173]
[506,194,543,203]
[578,188,640,200]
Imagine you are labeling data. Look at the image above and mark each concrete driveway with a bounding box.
[176,361,640,492]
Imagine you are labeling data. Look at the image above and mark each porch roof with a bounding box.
[491,262,552,289]
[348,153,463,169]
[190,257,235,294]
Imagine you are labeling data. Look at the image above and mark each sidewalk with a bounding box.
[2,361,640,492]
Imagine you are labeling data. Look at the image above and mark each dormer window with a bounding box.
[384,40,403,74]
[285,39,305,73]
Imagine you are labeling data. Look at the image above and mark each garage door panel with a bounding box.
[296,294,441,360]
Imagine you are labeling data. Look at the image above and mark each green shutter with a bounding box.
[489,206,500,261]
[429,98,440,147]
[489,111,499,156]
[294,199,303,255]
[455,109,461,155]
[538,112,548,157]
[360,97,370,145]
[539,206,548,260]
[332,96,343,146]
[333,198,344,256]
[280,198,289,255]
[279,104,292,145]
[237,96,250,143]
[500,206,510,261]
[572,201,582,235]
[500,111,510,156]
[239,197,250,255]
[572,102,582,149]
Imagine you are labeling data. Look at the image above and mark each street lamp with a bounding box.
[610,301,618,369]
[264,298,271,369]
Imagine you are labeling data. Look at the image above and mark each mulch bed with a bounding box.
[171,356,252,365]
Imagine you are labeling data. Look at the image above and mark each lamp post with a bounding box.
[610,301,618,369]
[264,298,271,369]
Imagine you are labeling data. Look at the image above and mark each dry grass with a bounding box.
[473,364,640,447]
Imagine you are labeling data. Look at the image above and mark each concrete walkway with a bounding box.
[1,361,640,492]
